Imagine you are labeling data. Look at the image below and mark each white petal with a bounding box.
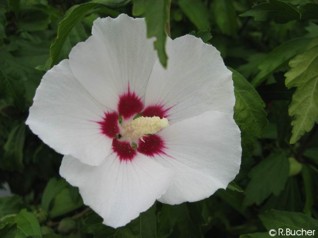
[26,60,109,166]
[68,14,157,109]
[145,35,234,123]
[156,111,241,204]
[60,154,173,228]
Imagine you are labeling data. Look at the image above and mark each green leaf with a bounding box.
[17,6,51,32]
[0,196,23,217]
[244,151,289,206]
[1,124,25,171]
[140,205,157,238]
[211,0,238,36]
[260,210,318,231]
[302,166,314,215]
[115,205,157,238]
[217,189,246,216]
[52,21,89,67]
[227,182,244,193]
[285,39,318,144]
[240,233,269,238]
[91,0,131,8]
[232,69,267,151]
[41,178,68,212]
[57,218,76,235]
[80,211,115,237]
[7,0,20,13]
[241,0,300,23]
[0,21,5,41]
[178,0,210,31]
[41,178,82,218]
[270,101,291,144]
[0,214,17,238]
[262,178,302,211]
[158,204,202,238]
[0,35,49,106]
[233,70,267,136]
[288,157,302,176]
[304,147,318,165]
[251,37,312,87]
[49,184,83,219]
[0,69,26,110]
[132,0,171,67]
[16,209,42,238]
[300,3,318,20]
[47,2,116,68]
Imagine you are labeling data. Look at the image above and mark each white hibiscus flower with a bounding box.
[26,14,241,228]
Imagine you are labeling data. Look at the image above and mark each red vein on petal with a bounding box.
[118,90,143,119]
[142,105,169,118]
[137,135,165,157]
[99,112,119,138]
[112,139,137,161]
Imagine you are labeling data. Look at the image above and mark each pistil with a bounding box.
[120,116,169,143]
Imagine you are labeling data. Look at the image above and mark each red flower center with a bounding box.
[98,89,168,161]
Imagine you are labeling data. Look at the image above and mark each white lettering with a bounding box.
[269,228,316,237]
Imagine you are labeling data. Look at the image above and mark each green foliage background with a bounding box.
[1,0,318,237]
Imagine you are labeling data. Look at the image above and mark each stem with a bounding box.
[302,166,313,215]
[71,207,91,220]
[295,125,317,166]
[165,0,172,37]
[46,207,91,228]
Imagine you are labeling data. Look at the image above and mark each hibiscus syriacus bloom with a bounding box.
[26,14,241,228]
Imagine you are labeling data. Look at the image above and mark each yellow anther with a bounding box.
[121,116,168,142]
